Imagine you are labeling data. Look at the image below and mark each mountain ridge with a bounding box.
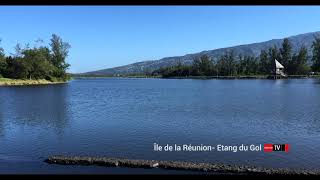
[82,31,320,75]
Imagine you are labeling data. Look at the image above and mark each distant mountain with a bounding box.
[82,31,320,76]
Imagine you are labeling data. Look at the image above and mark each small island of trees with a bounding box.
[151,37,320,78]
[0,34,71,84]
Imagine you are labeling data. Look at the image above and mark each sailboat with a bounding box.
[274,59,287,78]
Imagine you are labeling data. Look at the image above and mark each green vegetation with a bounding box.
[71,73,161,79]
[152,37,320,78]
[0,34,71,83]
[312,36,320,72]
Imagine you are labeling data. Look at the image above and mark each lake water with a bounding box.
[1,78,320,173]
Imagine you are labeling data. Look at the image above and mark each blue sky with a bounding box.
[0,6,320,73]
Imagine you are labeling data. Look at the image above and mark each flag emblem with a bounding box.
[264,144,289,152]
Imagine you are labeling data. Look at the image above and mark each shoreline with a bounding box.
[160,75,320,80]
[0,78,68,87]
[72,75,320,80]
[45,156,320,175]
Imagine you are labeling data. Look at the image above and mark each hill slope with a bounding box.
[83,31,320,76]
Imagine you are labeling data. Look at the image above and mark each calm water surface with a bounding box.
[1,78,320,173]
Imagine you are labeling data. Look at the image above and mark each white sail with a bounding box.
[275,59,284,68]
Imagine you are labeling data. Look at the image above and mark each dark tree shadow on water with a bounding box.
[0,91,6,137]
[312,79,320,85]
[2,84,72,136]
[0,112,4,138]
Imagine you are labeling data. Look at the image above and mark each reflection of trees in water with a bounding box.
[0,91,5,137]
[0,110,4,137]
[5,84,71,136]
[312,79,320,85]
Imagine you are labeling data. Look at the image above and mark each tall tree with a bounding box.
[225,51,236,76]
[12,43,23,58]
[0,39,6,76]
[0,39,4,58]
[294,46,310,75]
[216,51,236,76]
[216,54,227,76]
[246,56,259,75]
[5,56,30,79]
[192,55,215,76]
[279,38,292,72]
[50,34,71,76]
[259,49,269,74]
[22,47,54,79]
[0,34,72,81]
[238,54,245,75]
[311,36,320,72]
[268,46,280,74]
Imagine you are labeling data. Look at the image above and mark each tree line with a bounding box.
[0,34,71,81]
[152,37,320,78]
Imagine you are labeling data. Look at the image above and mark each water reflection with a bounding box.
[1,79,320,171]
[0,110,4,137]
[0,90,5,137]
[312,78,320,84]
[1,84,71,135]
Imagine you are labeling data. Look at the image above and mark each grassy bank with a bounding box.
[0,78,67,86]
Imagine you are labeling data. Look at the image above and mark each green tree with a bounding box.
[259,49,269,74]
[216,52,235,76]
[0,34,71,81]
[268,46,280,74]
[0,40,6,77]
[5,56,30,79]
[174,59,184,76]
[50,34,71,79]
[293,46,310,75]
[238,54,245,75]
[22,47,54,79]
[13,43,23,58]
[311,36,320,72]
[225,51,236,76]
[216,55,226,76]
[246,56,259,75]
[192,55,215,76]
[279,38,292,72]
[238,55,259,75]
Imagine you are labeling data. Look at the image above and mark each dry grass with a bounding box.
[0,78,66,86]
